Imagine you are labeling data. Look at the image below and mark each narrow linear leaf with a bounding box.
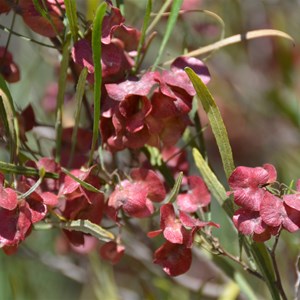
[0,75,20,162]
[133,0,152,73]
[164,29,294,66]
[146,0,172,35]
[0,161,58,179]
[151,0,183,70]
[62,167,103,194]
[18,168,45,199]
[86,0,100,20]
[186,68,235,179]
[193,149,277,298]
[145,145,162,166]
[156,9,225,40]
[142,146,175,187]
[68,67,88,167]
[59,219,114,242]
[0,100,10,139]
[157,9,225,61]
[192,148,227,201]
[55,35,71,163]
[188,63,280,300]
[193,112,207,158]
[89,2,107,166]
[64,0,79,41]
[249,242,280,300]
[32,0,60,38]
[165,172,183,204]
[192,148,233,216]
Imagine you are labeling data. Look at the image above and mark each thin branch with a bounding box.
[201,233,264,281]
[0,24,57,49]
[213,238,264,281]
[1,11,17,64]
[162,29,294,66]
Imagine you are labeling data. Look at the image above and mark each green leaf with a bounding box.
[165,172,183,204]
[59,219,114,242]
[146,0,172,35]
[86,0,101,20]
[151,0,183,70]
[55,35,71,163]
[68,67,88,167]
[142,146,175,187]
[133,0,152,73]
[0,75,20,162]
[193,149,278,298]
[187,69,281,300]
[250,242,280,300]
[156,9,225,62]
[89,2,107,166]
[64,0,79,41]
[192,148,234,216]
[61,167,104,194]
[185,68,235,179]
[163,29,294,66]
[18,167,45,199]
[0,161,58,179]
[32,0,61,38]
[145,145,162,166]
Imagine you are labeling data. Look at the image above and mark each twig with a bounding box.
[0,24,56,49]
[1,11,17,65]
[162,29,294,66]
[201,233,264,281]
[211,237,265,281]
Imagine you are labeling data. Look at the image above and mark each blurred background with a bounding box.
[1,0,300,299]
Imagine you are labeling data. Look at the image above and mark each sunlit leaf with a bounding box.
[61,167,104,194]
[146,0,172,34]
[0,75,19,162]
[60,219,114,242]
[89,2,107,166]
[55,35,71,163]
[164,29,294,66]
[151,0,183,70]
[64,0,79,41]
[186,68,235,179]
[192,148,233,216]
[165,172,183,204]
[68,67,88,167]
[0,161,58,179]
[133,0,152,73]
